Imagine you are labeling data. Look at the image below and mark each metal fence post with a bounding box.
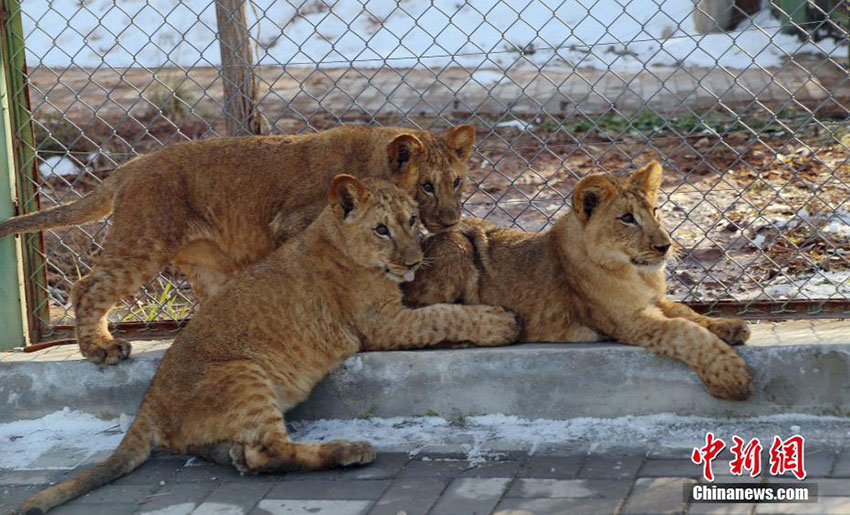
[0,23,28,349]
[2,0,46,342]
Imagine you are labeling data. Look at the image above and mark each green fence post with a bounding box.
[0,33,28,349]
[2,0,47,343]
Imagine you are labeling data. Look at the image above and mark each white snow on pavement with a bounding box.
[3,409,849,470]
[0,408,124,470]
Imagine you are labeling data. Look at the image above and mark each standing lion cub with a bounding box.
[404,162,753,400]
[20,175,520,514]
[0,125,475,364]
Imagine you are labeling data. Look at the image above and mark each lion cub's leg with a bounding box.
[363,303,521,351]
[190,361,375,474]
[174,240,240,303]
[612,310,752,400]
[72,241,171,364]
[657,299,750,346]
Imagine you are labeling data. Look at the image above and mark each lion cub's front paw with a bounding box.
[472,306,522,347]
[708,318,751,346]
[80,336,132,365]
[697,351,753,401]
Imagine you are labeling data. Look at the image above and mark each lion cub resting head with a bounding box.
[405,162,752,400]
[21,175,520,515]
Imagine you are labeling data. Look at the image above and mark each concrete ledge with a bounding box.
[2,329,850,422]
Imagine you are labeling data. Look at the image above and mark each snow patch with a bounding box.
[38,156,78,178]
[4,410,848,471]
[494,120,532,131]
[21,0,846,71]
[0,408,124,470]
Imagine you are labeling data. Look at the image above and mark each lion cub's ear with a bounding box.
[443,124,475,161]
[572,174,616,222]
[329,174,368,221]
[629,160,663,202]
[388,134,425,189]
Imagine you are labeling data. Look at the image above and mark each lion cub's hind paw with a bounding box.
[326,440,376,468]
[81,337,132,365]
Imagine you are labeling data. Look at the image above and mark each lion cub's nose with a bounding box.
[654,243,671,255]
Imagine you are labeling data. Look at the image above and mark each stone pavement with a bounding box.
[3,446,850,515]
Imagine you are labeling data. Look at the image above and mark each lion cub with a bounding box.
[21,175,520,514]
[0,125,475,364]
[405,162,752,400]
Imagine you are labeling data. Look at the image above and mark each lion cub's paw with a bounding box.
[708,318,751,346]
[325,440,376,467]
[81,337,132,365]
[472,306,522,347]
[698,351,753,401]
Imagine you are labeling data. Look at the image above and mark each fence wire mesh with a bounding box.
[3,0,850,338]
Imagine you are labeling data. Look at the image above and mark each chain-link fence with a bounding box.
[3,0,849,340]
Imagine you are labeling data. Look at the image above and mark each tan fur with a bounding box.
[20,176,520,515]
[0,125,475,364]
[405,162,753,400]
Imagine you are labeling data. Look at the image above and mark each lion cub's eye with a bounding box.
[619,213,637,225]
[375,224,390,236]
[409,215,417,227]
[422,182,435,194]
[653,207,659,217]
[453,177,461,189]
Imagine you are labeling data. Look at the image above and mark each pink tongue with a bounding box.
[403,270,416,282]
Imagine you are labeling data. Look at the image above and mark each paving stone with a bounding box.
[505,478,631,499]
[266,479,390,500]
[112,455,186,486]
[802,477,850,497]
[687,502,758,514]
[196,482,273,513]
[368,478,447,515]
[832,447,850,477]
[397,459,502,479]
[0,485,42,513]
[429,477,511,515]
[494,497,624,515]
[621,477,696,515]
[253,499,372,515]
[755,497,850,514]
[135,482,217,513]
[0,469,64,486]
[64,483,160,506]
[639,458,702,478]
[770,448,838,479]
[173,461,247,483]
[517,455,585,479]
[52,504,141,515]
[459,460,520,478]
[578,454,644,479]
[296,453,409,480]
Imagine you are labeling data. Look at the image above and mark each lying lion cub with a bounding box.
[0,124,475,364]
[21,175,520,514]
[404,162,752,400]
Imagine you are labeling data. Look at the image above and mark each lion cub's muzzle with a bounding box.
[384,248,423,283]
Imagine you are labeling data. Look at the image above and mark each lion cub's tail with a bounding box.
[0,175,118,238]
[20,412,155,515]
